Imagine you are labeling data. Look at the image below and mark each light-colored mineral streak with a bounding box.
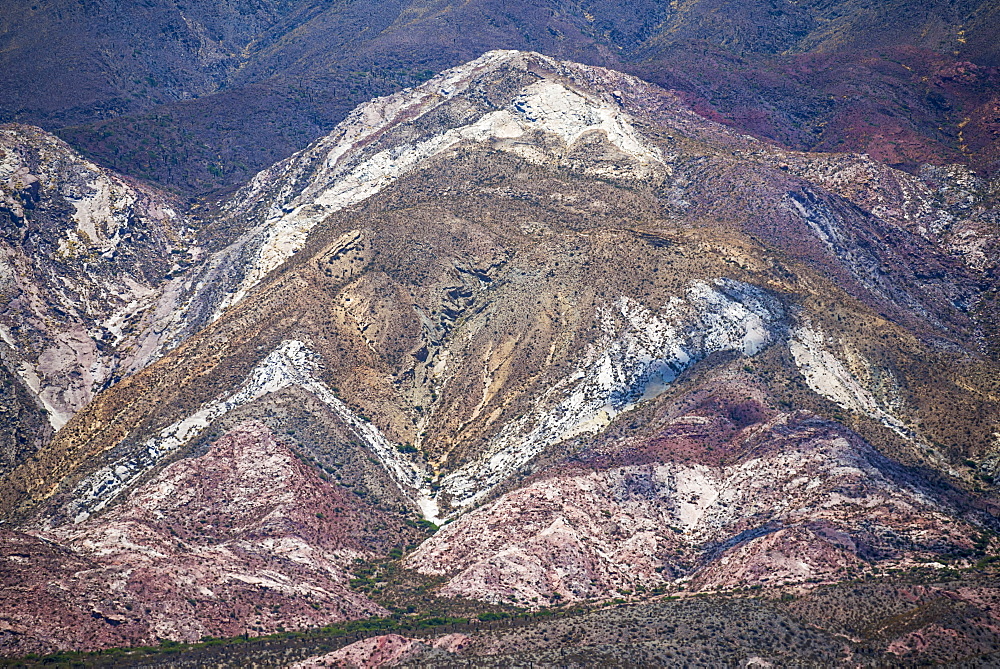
[789,321,911,437]
[65,340,434,523]
[438,278,784,510]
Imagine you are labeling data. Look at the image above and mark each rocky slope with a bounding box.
[1,50,999,658]
[407,395,988,605]
[0,422,412,656]
[0,124,194,473]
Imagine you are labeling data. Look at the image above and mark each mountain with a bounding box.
[1,50,999,661]
[2,1,998,196]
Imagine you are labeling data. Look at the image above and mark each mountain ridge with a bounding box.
[4,0,998,196]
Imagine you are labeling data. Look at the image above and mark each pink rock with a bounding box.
[2,422,388,655]
[292,634,425,668]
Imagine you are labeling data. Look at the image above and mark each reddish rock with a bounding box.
[408,412,981,605]
[1,422,387,655]
[291,633,468,668]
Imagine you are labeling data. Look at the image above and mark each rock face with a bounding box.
[0,124,190,467]
[1,50,999,657]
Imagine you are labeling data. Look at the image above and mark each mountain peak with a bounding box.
[182,50,698,334]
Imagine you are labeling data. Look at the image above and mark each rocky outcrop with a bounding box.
[291,633,468,668]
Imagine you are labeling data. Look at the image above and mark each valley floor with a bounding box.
[6,564,1000,667]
